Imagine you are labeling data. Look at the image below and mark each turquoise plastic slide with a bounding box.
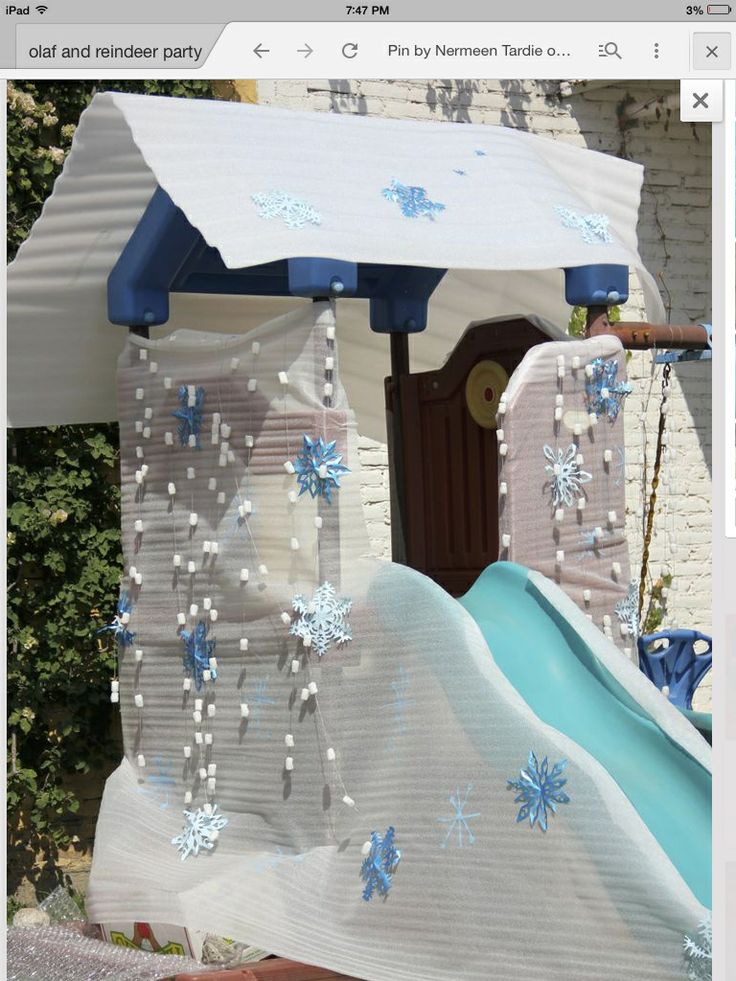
[459,561,712,908]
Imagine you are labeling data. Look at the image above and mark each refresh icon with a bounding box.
[342,41,359,59]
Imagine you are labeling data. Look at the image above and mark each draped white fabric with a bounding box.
[88,303,706,981]
[7,91,664,437]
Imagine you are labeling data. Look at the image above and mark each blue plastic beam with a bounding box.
[108,187,447,333]
[564,264,630,307]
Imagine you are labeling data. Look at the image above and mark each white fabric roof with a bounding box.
[7,91,664,439]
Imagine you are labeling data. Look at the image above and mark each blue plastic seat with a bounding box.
[637,629,713,710]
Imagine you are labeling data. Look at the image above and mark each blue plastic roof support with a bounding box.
[107,187,202,326]
[564,264,629,307]
[287,258,358,297]
[369,266,447,334]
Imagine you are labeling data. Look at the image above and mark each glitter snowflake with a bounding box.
[251,190,322,229]
[360,826,401,901]
[683,915,712,981]
[474,148,487,156]
[543,444,592,508]
[248,677,276,736]
[171,805,228,861]
[555,205,614,244]
[181,620,217,691]
[293,434,350,503]
[384,665,414,736]
[585,358,632,422]
[576,526,611,563]
[507,751,570,832]
[382,179,445,220]
[172,385,205,447]
[453,168,467,176]
[290,581,352,657]
[615,581,640,640]
[438,784,480,848]
[97,591,135,648]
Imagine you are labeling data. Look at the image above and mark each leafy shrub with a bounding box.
[7,78,219,896]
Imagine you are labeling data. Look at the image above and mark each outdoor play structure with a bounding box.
[7,93,712,980]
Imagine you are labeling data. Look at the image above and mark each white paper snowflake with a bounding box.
[171,805,228,861]
[251,190,322,229]
[544,444,592,508]
[615,581,640,640]
[290,581,352,657]
[683,915,711,981]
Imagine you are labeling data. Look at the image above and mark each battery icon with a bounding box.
[707,4,732,12]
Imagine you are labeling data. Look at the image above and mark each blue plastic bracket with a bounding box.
[654,323,712,364]
[564,264,630,307]
[108,187,447,333]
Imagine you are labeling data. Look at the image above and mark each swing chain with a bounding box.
[638,362,671,619]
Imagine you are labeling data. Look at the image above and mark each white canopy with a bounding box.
[7,91,664,440]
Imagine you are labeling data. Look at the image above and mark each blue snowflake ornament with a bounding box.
[555,205,614,244]
[97,591,136,648]
[683,915,712,981]
[615,580,640,640]
[507,751,570,831]
[251,190,322,230]
[382,180,445,220]
[290,581,352,657]
[544,444,592,508]
[585,357,632,422]
[438,784,480,848]
[171,805,228,861]
[360,826,401,901]
[293,434,350,503]
[172,385,205,447]
[181,620,217,691]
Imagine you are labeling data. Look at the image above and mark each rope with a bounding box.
[638,362,671,618]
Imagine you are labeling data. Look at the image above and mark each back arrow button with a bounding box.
[253,43,270,58]
[298,43,314,58]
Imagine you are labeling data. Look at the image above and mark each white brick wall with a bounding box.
[257,79,712,708]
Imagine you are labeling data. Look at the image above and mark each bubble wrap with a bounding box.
[7,925,208,981]
[87,301,709,980]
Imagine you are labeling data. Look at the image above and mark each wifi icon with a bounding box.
[36,4,48,12]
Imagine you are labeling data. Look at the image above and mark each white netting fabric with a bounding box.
[88,301,706,980]
[497,335,634,655]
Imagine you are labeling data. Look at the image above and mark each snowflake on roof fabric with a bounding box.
[382,179,445,220]
[585,357,632,422]
[251,190,322,230]
[507,751,570,832]
[181,620,217,691]
[171,805,228,861]
[438,784,480,848]
[172,385,205,448]
[360,826,401,901]
[615,581,640,640]
[555,205,614,245]
[290,581,352,657]
[544,444,592,509]
[293,434,350,503]
[97,591,136,649]
[683,915,712,981]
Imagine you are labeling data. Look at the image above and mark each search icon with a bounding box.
[598,41,622,59]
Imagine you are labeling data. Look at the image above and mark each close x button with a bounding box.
[692,32,731,71]
[680,79,723,122]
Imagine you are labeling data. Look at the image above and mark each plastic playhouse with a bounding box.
[7,93,712,981]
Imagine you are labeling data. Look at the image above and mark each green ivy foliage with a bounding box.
[7,79,220,896]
